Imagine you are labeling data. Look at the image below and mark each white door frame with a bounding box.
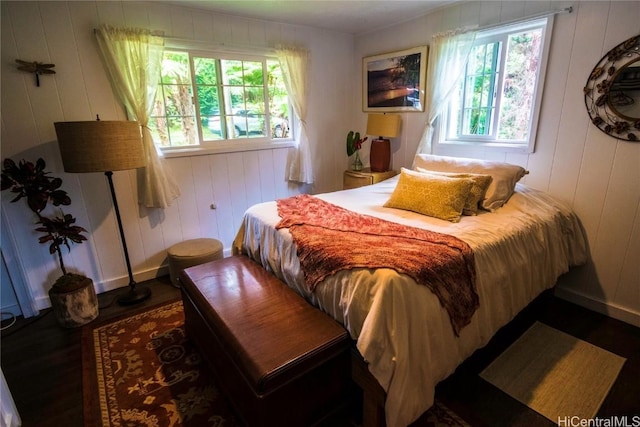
[1,208,38,318]
[0,368,21,427]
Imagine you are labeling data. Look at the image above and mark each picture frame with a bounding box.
[363,46,428,112]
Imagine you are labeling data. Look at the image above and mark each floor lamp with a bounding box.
[54,120,151,306]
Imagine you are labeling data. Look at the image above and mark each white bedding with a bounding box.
[233,176,588,427]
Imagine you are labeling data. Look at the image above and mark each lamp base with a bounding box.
[117,285,152,306]
[370,138,391,172]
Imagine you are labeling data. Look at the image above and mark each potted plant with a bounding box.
[346,130,367,171]
[1,158,98,327]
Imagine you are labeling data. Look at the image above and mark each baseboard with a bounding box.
[0,303,22,318]
[33,246,234,310]
[554,287,640,328]
[34,265,171,310]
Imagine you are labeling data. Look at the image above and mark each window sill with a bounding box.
[161,139,296,159]
[438,139,533,154]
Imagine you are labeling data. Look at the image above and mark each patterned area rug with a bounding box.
[418,401,470,427]
[82,300,238,426]
[82,299,468,427]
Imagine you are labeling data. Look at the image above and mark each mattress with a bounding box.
[233,175,588,427]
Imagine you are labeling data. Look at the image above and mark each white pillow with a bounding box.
[413,154,528,211]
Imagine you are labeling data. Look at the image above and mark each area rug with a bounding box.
[480,321,625,423]
[82,300,238,427]
[418,401,470,427]
[82,299,468,427]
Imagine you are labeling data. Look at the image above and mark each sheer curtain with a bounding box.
[95,25,180,208]
[276,46,313,184]
[415,29,476,156]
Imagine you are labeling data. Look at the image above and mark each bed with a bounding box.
[232,155,588,427]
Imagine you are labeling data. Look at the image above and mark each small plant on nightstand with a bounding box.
[346,130,367,171]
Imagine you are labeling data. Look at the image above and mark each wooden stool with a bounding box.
[167,238,223,286]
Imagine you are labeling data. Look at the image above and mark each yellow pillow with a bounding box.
[384,168,472,222]
[415,168,492,215]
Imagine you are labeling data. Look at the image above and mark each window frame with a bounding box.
[154,42,296,158]
[438,16,554,154]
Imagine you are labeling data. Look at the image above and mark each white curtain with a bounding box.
[415,29,477,156]
[276,46,313,184]
[95,25,180,208]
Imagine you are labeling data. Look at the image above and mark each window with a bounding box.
[441,17,553,152]
[150,48,292,151]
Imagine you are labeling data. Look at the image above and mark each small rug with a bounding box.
[419,401,470,427]
[82,300,238,427]
[480,322,625,422]
[82,299,469,427]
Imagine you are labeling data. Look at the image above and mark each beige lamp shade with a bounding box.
[54,121,146,173]
[366,114,401,138]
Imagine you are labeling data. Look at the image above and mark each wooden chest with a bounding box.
[180,256,351,426]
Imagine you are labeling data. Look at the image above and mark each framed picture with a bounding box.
[363,46,428,112]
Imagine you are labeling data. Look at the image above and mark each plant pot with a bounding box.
[48,276,99,328]
[352,152,363,171]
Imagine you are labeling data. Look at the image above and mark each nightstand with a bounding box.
[343,168,397,190]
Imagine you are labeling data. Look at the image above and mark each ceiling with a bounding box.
[166,1,455,35]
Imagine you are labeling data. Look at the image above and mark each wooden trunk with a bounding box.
[180,256,351,427]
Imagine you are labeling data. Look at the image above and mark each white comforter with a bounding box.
[233,176,587,427]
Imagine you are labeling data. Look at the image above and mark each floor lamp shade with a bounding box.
[367,114,401,172]
[54,121,145,173]
[54,120,151,306]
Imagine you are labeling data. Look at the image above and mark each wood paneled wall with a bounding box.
[2,0,638,326]
[0,1,353,309]
[354,1,640,326]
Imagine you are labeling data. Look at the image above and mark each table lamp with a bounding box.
[366,113,401,172]
[54,119,151,305]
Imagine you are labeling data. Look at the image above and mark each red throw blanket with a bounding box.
[276,194,479,336]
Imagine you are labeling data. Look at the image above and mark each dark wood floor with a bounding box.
[433,290,640,427]
[1,276,181,427]
[2,276,638,427]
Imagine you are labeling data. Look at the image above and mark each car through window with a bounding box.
[151,49,292,151]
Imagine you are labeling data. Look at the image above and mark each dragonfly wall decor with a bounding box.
[16,60,56,86]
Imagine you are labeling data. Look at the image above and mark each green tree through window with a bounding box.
[443,17,552,153]
[151,49,291,148]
